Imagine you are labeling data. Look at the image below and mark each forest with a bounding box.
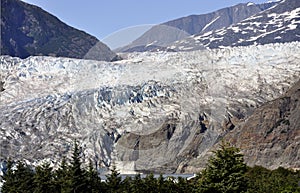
[1,141,299,193]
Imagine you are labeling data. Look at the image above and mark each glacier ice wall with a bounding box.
[0,42,299,173]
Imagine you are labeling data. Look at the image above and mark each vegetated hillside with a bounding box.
[0,42,299,174]
[171,0,300,51]
[0,0,116,61]
[117,2,277,52]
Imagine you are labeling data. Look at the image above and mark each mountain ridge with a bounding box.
[0,0,116,61]
[117,1,277,52]
[171,0,300,51]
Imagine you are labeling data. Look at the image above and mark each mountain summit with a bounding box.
[0,0,116,61]
[118,2,277,52]
[171,0,300,51]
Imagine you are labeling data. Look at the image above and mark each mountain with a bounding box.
[180,78,300,173]
[227,79,300,170]
[0,0,116,61]
[0,42,299,174]
[117,2,277,52]
[171,0,300,51]
[163,2,277,35]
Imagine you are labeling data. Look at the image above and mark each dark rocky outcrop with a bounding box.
[0,81,4,92]
[225,79,300,170]
[182,79,300,173]
[1,0,116,61]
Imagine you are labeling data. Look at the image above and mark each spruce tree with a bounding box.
[33,162,55,193]
[54,157,72,193]
[143,173,158,193]
[1,159,16,193]
[86,159,102,193]
[176,176,194,193]
[121,176,133,192]
[69,140,87,193]
[2,161,35,193]
[198,141,247,193]
[105,165,122,193]
[131,173,144,193]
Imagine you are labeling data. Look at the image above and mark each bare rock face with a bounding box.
[181,80,300,173]
[0,81,4,92]
[0,42,299,174]
[223,80,300,170]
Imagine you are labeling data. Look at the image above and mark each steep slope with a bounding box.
[117,2,276,52]
[0,42,299,174]
[171,0,300,51]
[164,2,276,35]
[181,79,300,173]
[0,0,116,61]
[226,79,300,170]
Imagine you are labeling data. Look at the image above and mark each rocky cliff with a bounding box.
[0,0,116,61]
[181,79,300,173]
[226,79,300,170]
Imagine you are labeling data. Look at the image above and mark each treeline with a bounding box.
[1,141,300,193]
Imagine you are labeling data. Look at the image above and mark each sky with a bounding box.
[21,0,276,48]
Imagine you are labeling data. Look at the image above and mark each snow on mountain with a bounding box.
[171,0,299,51]
[0,42,300,174]
[117,2,276,53]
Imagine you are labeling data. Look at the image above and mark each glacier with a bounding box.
[0,42,300,174]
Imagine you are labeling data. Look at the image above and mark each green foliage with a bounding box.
[33,162,55,193]
[175,176,195,193]
[53,157,71,193]
[131,173,144,193]
[246,166,300,193]
[121,176,133,192]
[105,165,122,193]
[2,160,34,193]
[197,141,247,193]
[2,140,299,193]
[86,159,102,193]
[69,140,87,192]
[143,173,158,193]
[1,159,15,193]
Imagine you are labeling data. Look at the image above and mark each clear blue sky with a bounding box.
[21,0,276,48]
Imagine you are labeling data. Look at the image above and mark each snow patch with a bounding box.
[201,16,220,32]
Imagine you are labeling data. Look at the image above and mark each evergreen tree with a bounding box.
[143,173,158,193]
[2,161,35,193]
[176,176,194,193]
[86,159,102,193]
[53,157,72,193]
[33,162,55,193]
[69,140,87,193]
[1,159,17,193]
[246,166,300,193]
[121,176,133,192]
[131,173,144,193]
[105,165,122,193]
[198,141,247,193]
